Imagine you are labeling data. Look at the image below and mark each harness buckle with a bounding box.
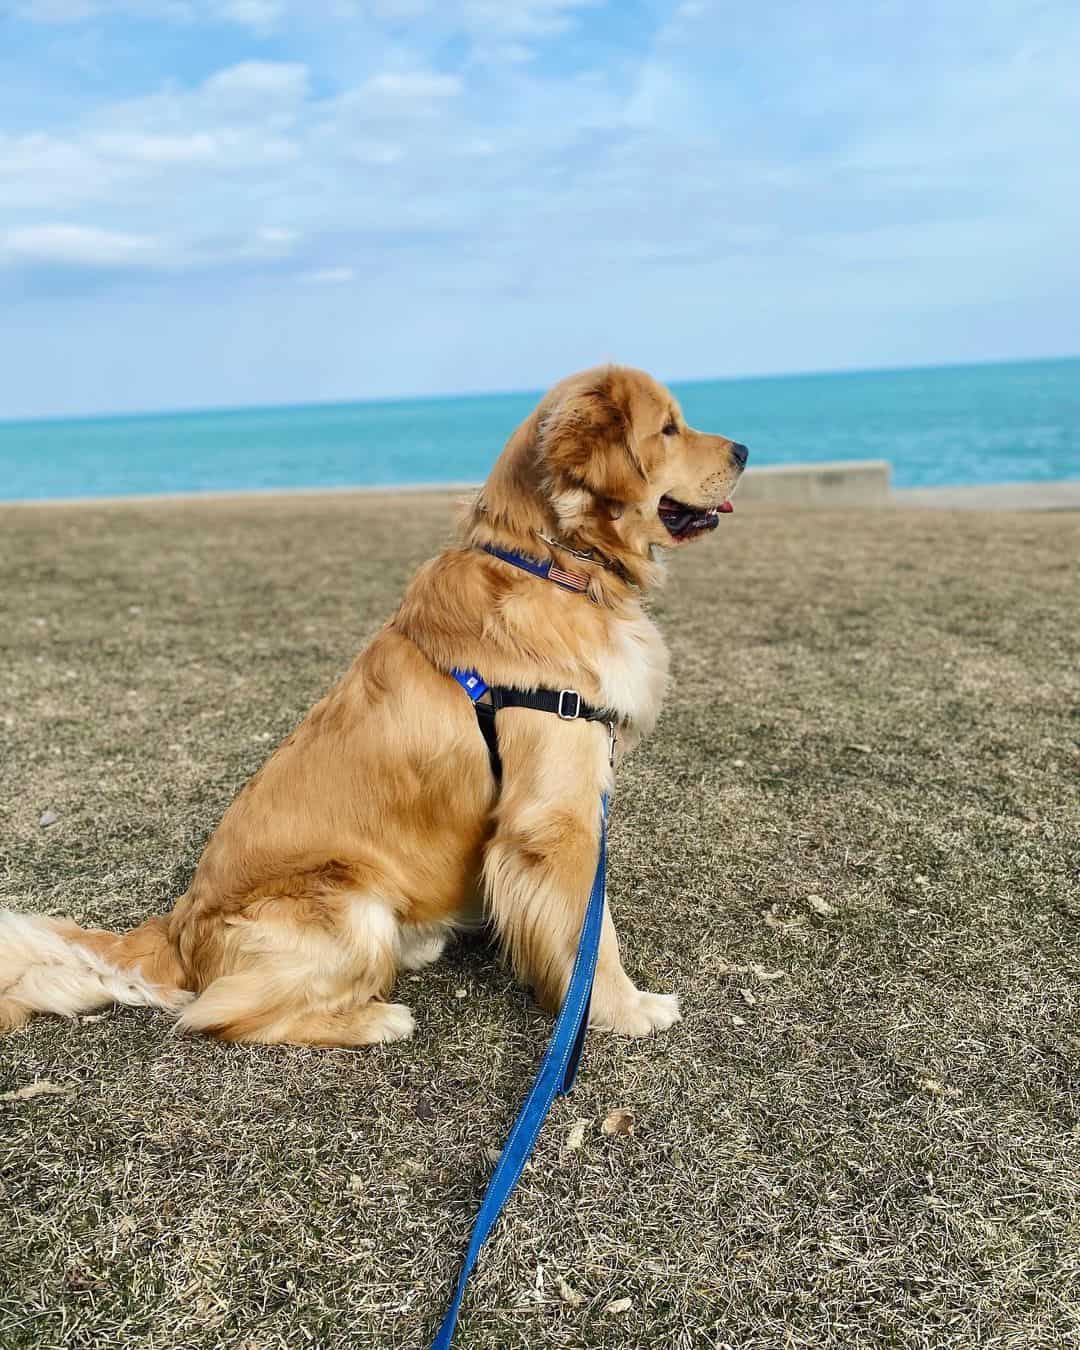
[557,689,582,720]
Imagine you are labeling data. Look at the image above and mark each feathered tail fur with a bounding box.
[0,909,192,1034]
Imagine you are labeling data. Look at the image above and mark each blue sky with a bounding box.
[0,0,1077,418]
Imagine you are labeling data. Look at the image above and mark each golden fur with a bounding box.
[0,365,745,1046]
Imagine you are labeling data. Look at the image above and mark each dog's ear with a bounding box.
[539,376,647,504]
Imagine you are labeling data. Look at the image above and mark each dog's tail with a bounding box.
[0,908,192,1035]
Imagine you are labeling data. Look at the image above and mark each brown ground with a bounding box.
[1,493,1077,1349]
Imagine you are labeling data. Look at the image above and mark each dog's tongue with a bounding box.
[719,500,734,513]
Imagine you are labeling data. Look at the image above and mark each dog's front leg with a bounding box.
[481,714,680,1037]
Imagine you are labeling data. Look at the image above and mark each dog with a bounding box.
[0,365,746,1047]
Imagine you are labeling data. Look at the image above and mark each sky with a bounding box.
[0,0,1077,419]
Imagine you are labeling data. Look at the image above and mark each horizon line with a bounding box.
[2,350,1077,430]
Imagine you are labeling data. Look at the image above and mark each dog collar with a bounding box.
[482,544,591,594]
[534,530,635,585]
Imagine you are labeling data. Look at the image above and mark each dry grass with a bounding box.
[1,493,1077,1350]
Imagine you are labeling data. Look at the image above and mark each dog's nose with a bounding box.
[730,442,749,469]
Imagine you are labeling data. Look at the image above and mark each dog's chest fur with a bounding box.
[594,608,670,743]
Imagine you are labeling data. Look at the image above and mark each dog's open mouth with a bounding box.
[658,494,733,540]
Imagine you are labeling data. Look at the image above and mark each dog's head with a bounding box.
[469,364,747,590]
[537,365,747,558]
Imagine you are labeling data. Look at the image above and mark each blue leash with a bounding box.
[431,793,608,1349]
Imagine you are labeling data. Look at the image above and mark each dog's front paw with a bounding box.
[366,1002,417,1043]
[591,989,681,1038]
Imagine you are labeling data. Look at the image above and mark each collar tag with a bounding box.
[483,545,590,595]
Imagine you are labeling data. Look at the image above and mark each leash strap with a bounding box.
[431,794,608,1349]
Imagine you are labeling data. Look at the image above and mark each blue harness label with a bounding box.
[451,668,489,702]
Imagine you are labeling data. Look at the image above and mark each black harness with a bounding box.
[450,544,619,780]
[472,686,616,782]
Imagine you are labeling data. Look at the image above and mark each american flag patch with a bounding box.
[548,563,590,592]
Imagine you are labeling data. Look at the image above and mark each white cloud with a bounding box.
[331,0,598,31]
[361,72,463,99]
[0,59,317,227]
[0,134,117,209]
[371,0,431,15]
[300,266,355,283]
[256,226,298,245]
[15,0,601,34]
[498,43,535,63]
[0,223,162,266]
[232,225,301,260]
[91,131,221,164]
[348,142,404,164]
[0,220,305,273]
[15,0,289,27]
[202,60,309,100]
[461,0,599,39]
[16,0,100,18]
[217,0,283,33]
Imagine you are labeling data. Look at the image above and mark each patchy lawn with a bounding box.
[1,492,1077,1350]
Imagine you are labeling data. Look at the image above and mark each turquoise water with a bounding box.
[0,358,1077,502]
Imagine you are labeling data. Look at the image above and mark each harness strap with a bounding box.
[472,703,501,781]
[489,685,614,723]
[431,794,608,1349]
[451,668,617,783]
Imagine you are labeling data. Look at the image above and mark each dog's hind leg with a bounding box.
[179,972,415,1045]
[398,922,452,971]
[176,892,415,1046]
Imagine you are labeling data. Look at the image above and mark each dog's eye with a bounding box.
[662,420,678,437]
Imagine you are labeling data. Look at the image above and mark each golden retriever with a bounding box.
[0,365,746,1047]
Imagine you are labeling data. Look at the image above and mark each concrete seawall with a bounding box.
[892,479,1080,510]
[736,459,891,507]
[738,462,1079,510]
